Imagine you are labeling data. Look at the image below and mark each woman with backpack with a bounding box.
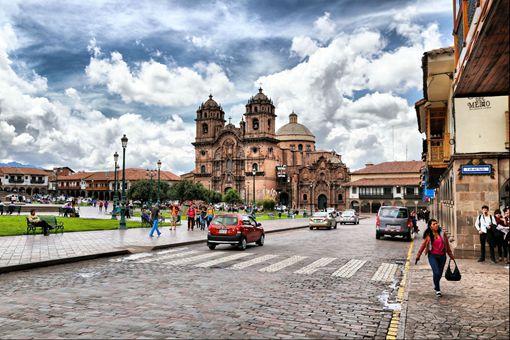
[415,219,455,297]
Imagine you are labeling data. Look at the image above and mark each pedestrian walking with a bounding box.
[149,204,161,237]
[187,205,196,231]
[99,200,103,213]
[206,204,214,228]
[495,208,509,264]
[200,206,207,230]
[104,200,109,212]
[475,205,498,263]
[410,210,419,234]
[415,219,455,297]
[170,204,179,231]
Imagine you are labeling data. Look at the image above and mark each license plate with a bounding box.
[219,229,227,234]
[387,225,400,230]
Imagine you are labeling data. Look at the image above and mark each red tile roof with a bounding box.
[58,168,180,182]
[351,161,424,175]
[0,167,50,176]
[343,177,421,187]
[58,172,94,181]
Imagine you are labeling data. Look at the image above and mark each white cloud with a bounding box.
[87,37,101,57]
[0,25,194,174]
[257,17,441,168]
[313,12,336,41]
[186,35,213,49]
[85,50,237,107]
[290,36,319,59]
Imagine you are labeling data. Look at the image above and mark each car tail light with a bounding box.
[376,215,380,229]
[407,218,413,228]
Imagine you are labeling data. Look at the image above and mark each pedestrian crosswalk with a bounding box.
[126,248,402,282]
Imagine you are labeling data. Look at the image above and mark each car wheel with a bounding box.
[238,237,247,250]
[376,232,381,240]
[208,243,216,250]
[309,226,313,230]
[256,234,265,246]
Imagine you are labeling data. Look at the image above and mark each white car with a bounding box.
[340,210,359,224]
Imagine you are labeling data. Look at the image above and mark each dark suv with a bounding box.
[376,206,413,241]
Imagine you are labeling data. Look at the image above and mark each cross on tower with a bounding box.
[228,116,232,124]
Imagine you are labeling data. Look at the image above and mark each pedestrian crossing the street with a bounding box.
[128,249,401,282]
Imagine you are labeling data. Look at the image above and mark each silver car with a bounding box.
[376,206,412,241]
[309,212,337,230]
[340,210,359,224]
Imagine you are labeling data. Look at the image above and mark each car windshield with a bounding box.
[313,212,328,217]
[212,215,238,226]
[379,208,408,218]
[342,212,354,217]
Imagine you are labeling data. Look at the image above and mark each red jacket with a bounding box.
[417,230,454,259]
[187,207,195,218]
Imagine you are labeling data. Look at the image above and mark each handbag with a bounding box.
[445,259,461,281]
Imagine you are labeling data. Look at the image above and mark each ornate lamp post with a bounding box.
[112,152,119,220]
[119,134,128,230]
[157,160,161,204]
[252,167,256,208]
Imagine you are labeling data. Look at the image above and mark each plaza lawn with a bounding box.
[0,216,170,237]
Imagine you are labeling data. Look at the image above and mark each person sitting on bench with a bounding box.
[28,209,53,236]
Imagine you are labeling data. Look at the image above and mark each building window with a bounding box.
[406,187,414,195]
[352,187,357,194]
[252,163,258,172]
[338,193,343,202]
[306,144,311,151]
[202,123,208,134]
[396,187,401,194]
[298,144,303,151]
[268,147,273,154]
[252,147,258,153]
[268,119,271,129]
[200,165,206,174]
[200,150,206,156]
[254,107,258,113]
[253,118,259,130]
[290,144,295,150]
[303,194,308,201]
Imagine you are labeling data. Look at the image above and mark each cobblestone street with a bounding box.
[0,217,412,338]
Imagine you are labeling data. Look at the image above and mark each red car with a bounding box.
[207,214,264,250]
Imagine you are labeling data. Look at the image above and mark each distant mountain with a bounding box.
[0,161,43,169]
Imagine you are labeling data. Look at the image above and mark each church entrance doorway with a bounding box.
[279,192,289,207]
[224,187,233,194]
[317,194,327,210]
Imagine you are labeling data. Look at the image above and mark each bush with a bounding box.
[257,198,275,211]
[223,188,242,204]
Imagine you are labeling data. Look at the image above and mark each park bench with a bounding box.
[3,205,21,215]
[26,216,64,235]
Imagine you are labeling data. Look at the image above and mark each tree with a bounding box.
[223,188,242,204]
[128,179,170,203]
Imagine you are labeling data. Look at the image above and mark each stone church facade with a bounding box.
[185,88,350,211]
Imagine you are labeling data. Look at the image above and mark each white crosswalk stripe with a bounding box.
[156,247,188,255]
[331,259,367,278]
[294,257,337,275]
[229,254,279,270]
[371,263,399,282]
[194,253,253,268]
[259,255,308,273]
[162,252,226,266]
[137,250,199,263]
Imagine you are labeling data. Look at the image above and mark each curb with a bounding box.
[0,224,309,274]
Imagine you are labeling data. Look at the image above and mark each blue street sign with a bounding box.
[460,164,492,175]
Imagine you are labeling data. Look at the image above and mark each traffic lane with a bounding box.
[0,218,410,338]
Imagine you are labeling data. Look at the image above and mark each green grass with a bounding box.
[0,215,171,237]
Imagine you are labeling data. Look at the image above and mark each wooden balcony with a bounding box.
[427,137,450,168]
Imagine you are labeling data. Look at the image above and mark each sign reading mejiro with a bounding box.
[460,164,492,175]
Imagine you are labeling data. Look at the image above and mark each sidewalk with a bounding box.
[0,218,309,273]
[402,239,509,338]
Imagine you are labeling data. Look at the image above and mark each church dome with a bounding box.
[277,112,315,142]
[203,94,220,108]
[247,87,273,105]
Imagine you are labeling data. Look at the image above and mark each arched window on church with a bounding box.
[338,193,343,202]
[200,165,206,174]
[303,194,308,201]
[253,118,259,130]
[254,106,258,113]
[252,163,258,172]
[298,144,303,151]
[202,123,208,134]
[268,119,271,129]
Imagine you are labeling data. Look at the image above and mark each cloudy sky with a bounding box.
[0,0,453,174]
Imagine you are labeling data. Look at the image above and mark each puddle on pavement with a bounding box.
[109,252,153,262]
[378,290,401,311]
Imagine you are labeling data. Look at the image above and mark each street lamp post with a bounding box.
[157,160,161,204]
[112,152,119,220]
[309,183,313,216]
[119,134,128,230]
[288,175,292,210]
[252,168,256,208]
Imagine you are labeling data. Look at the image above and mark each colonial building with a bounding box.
[0,167,51,195]
[415,0,509,258]
[344,161,426,213]
[186,88,350,211]
[58,168,180,200]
